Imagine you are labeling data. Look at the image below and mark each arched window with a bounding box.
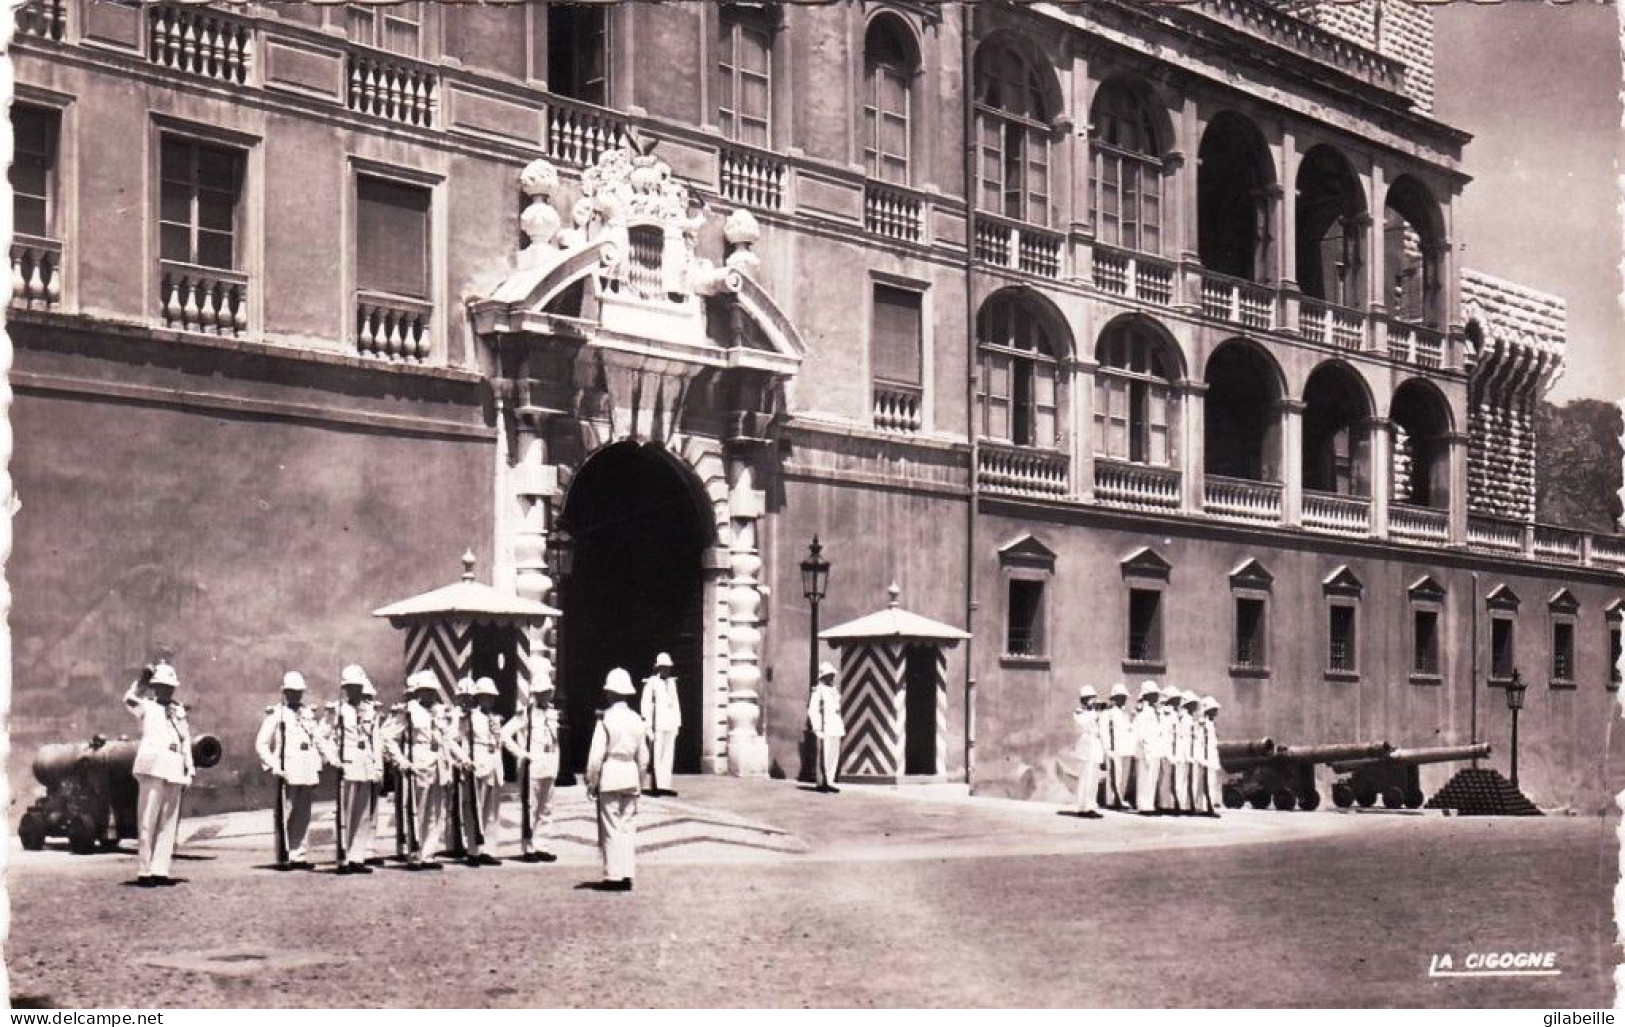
[717,5,775,147]
[1384,176,1445,327]
[1204,340,1284,482]
[978,293,1061,448]
[1197,113,1274,282]
[1391,379,1452,508]
[1302,362,1372,496]
[863,16,917,184]
[1095,319,1179,466]
[974,41,1054,226]
[1296,145,1366,307]
[1090,81,1163,254]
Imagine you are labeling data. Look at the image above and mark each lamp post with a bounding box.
[1504,667,1527,789]
[798,536,831,783]
[545,527,575,785]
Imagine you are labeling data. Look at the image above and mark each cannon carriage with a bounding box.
[1327,744,1492,810]
[1220,741,1392,812]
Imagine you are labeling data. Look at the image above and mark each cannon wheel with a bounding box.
[1271,788,1296,811]
[1380,786,1405,810]
[17,812,46,851]
[1355,785,1378,808]
[1331,782,1354,809]
[1298,789,1321,811]
[1247,789,1272,810]
[67,813,98,855]
[1221,785,1245,809]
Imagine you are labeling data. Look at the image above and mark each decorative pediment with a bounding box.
[1229,558,1274,592]
[1322,565,1364,598]
[1121,546,1171,582]
[1485,584,1521,612]
[1408,575,1446,603]
[999,534,1057,571]
[1547,588,1580,615]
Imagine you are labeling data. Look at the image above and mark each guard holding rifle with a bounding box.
[383,671,465,870]
[323,664,381,874]
[462,677,504,867]
[501,656,560,863]
[123,660,196,887]
[255,671,324,870]
[806,661,844,793]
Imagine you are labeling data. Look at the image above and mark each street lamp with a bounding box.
[1504,668,1527,789]
[545,527,575,582]
[798,536,831,784]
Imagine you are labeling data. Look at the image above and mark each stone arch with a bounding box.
[1204,337,1287,482]
[1302,359,1376,496]
[1198,110,1277,282]
[1296,143,1368,306]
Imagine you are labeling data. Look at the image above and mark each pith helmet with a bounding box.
[1201,697,1221,713]
[604,667,636,697]
[1078,685,1099,701]
[473,676,499,697]
[455,676,476,697]
[1138,680,1160,699]
[150,662,180,688]
[360,678,377,699]
[340,664,370,688]
[1110,683,1130,700]
[818,661,838,680]
[407,670,440,695]
[654,652,675,670]
[1182,690,1201,707]
[281,671,307,692]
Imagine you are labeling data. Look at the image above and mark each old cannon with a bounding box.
[1222,740,1393,812]
[17,733,223,853]
[1328,743,1492,810]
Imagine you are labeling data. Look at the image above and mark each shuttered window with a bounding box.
[872,285,922,387]
[357,176,430,299]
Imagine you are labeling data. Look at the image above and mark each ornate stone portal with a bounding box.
[470,134,804,774]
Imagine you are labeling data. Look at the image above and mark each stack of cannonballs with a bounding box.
[1424,767,1541,816]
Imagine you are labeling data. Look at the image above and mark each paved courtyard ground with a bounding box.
[6,777,1617,1007]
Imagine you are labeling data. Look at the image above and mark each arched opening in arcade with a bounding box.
[1390,378,1453,509]
[557,440,715,775]
[1197,111,1275,282]
[1203,338,1284,482]
[1302,361,1373,496]
[1295,144,1366,308]
[1384,175,1447,327]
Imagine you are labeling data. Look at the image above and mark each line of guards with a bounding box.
[1072,681,1225,818]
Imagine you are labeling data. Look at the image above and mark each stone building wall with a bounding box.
[1282,0,1436,112]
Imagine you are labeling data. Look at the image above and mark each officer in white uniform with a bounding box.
[357,674,385,864]
[587,668,649,891]
[501,657,561,863]
[1177,691,1204,815]
[1102,683,1135,809]
[640,653,682,797]
[1131,681,1165,815]
[1198,696,1223,817]
[123,661,195,886]
[255,671,325,869]
[1158,689,1187,814]
[806,661,844,793]
[463,676,504,866]
[383,672,464,870]
[324,664,381,874]
[1071,685,1104,818]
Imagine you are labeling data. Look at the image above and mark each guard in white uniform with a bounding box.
[255,671,325,869]
[1177,691,1203,815]
[1158,690,1186,813]
[1132,681,1165,815]
[1071,685,1104,818]
[445,678,476,859]
[587,668,648,891]
[501,657,561,862]
[806,661,845,793]
[1198,696,1223,817]
[382,672,464,870]
[1102,683,1134,809]
[123,661,195,886]
[641,653,682,797]
[463,677,504,866]
[323,664,382,874]
[357,675,385,864]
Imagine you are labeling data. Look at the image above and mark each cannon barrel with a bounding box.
[1272,741,1393,764]
[1217,738,1275,761]
[1329,742,1490,773]
[32,734,223,788]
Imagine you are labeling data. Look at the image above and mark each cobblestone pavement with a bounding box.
[7,778,1616,1007]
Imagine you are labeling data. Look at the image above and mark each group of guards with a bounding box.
[1071,680,1224,818]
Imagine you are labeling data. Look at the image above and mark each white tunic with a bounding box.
[255,703,325,786]
[124,686,194,785]
[807,683,845,738]
[501,705,561,779]
[587,703,648,795]
[640,676,682,735]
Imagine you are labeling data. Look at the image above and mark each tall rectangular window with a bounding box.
[1006,579,1045,657]
[863,58,909,183]
[1552,621,1575,683]
[1234,597,1266,669]
[356,176,431,299]
[1610,625,1622,687]
[1413,609,1440,676]
[548,4,608,105]
[11,105,57,239]
[347,2,422,56]
[1328,604,1357,673]
[1127,588,1163,664]
[717,9,772,147]
[1490,616,1515,680]
[871,285,922,387]
[160,137,243,270]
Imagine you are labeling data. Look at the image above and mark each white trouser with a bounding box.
[136,774,185,878]
[339,780,375,863]
[649,731,678,790]
[407,776,445,863]
[597,790,639,881]
[521,775,556,853]
[815,734,842,787]
[1074,753,1101,813]
[1202,766,1222,814]
[465,775,500,856]
[1171,760,1193,811]
[1157,760,1179,811]
[1134,756,1161,811]
[278,783,315,861]
[1104,756,1131,807]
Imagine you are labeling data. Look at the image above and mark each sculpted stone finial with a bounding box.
[517,158,562,263]
[724,209,761,278]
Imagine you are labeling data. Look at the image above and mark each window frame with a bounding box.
[1089,82,1164,255]
[1548,589,1579,689]
[973,42,1054,227]
[354,173,433,302]
[716,5,776,148]
[1093,323,1179,468]
[546,2,611,106]
[1125,586,1164,666]
[1486,584,1521,686]
[158,133,246,272]
[343,1,426,58]
[1607,603,1622,691]
[1407,576,1445,685]
[11,102,59,242]
[999,534,1056,666]
[345,157,444,358]
[1323,565,1363,681]
[862,17,914,185]
[977,295,1063,450]
[1121,546,1171,674]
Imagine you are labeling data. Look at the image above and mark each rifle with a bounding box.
[520,703,533,850]
[401,704,419,858]
[446,707,466,858]
[464,709,484,850]
[274,713,290,867]
[335,702,348,868]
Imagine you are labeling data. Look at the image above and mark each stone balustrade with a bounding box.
[1302,491,1370,536]
[1190,0,1410,96]
[1299,296,1364,350]
[149,4,252,85]
[1389,502,1448,544]
[872,382,922,433]
[1591,534,1625,569]
[719,144,786,211]
[974,215,1061,280]
[1467,514,1522,553]
[1387,319,1445,369]
[1203,475,1282,525]
[1533,524,1585,562]
[863,182,923,244]
[159,261,248,336]
[347,51,436,128]
[545,96,628,169]
[17,0,64,41]
[978,442,1069,498]
[11,236,62,311]
[1094,459,1181,512]
[1198,268,1274,330]
[1090,244,1175,307]
[355,292,433,363]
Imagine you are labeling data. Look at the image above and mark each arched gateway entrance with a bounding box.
[558,441,714,775]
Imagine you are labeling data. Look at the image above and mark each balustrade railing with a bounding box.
[1093,459,1181,512]
[1198,269,1273,329]
[1302,491,1370,536]
[863,182,923,243]
[1387,319,1445,369]
[149,4,252,85]
[355,291,432,363]
[347,51,436,128]
[1203,475,1282,525]
[1467,514,1522,553]
[1090,245,1175,306]
[719,144,785,211]
[872,382,922,433]
[544,97,626,168]
[1590,534,1625,569]
[974,215,1061,279]
[978,442,1069,498]
[11,236,62,311]
[159,261,248,336]
[17,0,65,41]
[1299,297,1364,350]
[1390,502,1448,544]
[1532,524,1584,562]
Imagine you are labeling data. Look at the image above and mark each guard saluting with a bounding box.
[324,664,382,874]
[500,656,561,862]
[255,671,324,870]
[123,661,195,887]
[587,668,648,891]
[641,653,681,797]
[463,677,504,867]
[806,661,844,793]
[1072,686,1104,818]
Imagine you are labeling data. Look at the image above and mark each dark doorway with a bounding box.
[903,646,939,776]
[559,442,712,776]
